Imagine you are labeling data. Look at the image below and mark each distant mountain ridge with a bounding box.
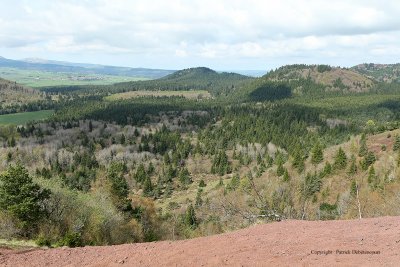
[0,56,175,79]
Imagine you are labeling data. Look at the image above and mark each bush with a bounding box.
[36,234,52,247]
[319,203,338,220]
[198,180,206,187]
[57,232,83,248]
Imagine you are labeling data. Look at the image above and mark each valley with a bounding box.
[1,63,400,265]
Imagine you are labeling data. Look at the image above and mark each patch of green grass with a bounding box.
[105,90,211,101]
[0,110,54,125]
[0,239,38,249]
[0,67,148,87]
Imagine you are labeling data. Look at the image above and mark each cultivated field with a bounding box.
[0,110,53,125]
[105,90,211,101]
[0,68,147,87]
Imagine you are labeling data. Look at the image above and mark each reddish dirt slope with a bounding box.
[1,216,399,267]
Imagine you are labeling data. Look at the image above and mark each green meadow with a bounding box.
[0,110,54,125]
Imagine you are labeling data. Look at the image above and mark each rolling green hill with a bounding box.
[113,67,254,96]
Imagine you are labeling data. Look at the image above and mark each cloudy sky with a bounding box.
[0,0,399,70]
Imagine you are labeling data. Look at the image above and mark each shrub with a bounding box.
[57,232,83,248]
[319,203,338,220]
[36,234,52,247]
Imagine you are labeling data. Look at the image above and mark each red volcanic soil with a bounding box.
[1,216,399,267]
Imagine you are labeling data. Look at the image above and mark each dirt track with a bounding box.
[1,216,399,267]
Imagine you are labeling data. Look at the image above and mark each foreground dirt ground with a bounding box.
[1,216,399,267]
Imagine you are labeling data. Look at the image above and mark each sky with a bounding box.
[0,0,400,70]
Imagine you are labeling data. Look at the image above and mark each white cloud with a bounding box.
[0,0,399,69]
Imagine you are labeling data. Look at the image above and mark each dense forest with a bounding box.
[2,64,400,248]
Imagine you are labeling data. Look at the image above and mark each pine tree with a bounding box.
[228,174,240,191]
[184,204,197,228]
[361,151,376,170]
[179,168,192,185]
[358,133,368,157]
[0,164,51,232]
[347,155,357,176]
[350,179,357,196]
[303,172,322,198]
[211,151,231,176]
[393,135,400,151]
[143,176,153,197]
[195,189,203,207]
[334,147,347,170]
[311,141,324,165]
[367,165,377,189]
[292,149,305,173]
[134,164,147,183]
[321,162,332,177]
[107,162,131,212]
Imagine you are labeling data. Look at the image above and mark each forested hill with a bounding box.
[229,64,383,102]
[264,64,374,93]
[0,77,44,108]
[111,67,254,96]
[352,63,400,83]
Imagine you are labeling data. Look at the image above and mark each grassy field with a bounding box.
[0,67,148,87]
[105,90,211,101]
[0,110,54,125]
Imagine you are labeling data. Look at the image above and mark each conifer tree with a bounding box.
[179,168,192,185]
[134,164,148,183]
[184,204,197,228]
[195,189,203,207]
[321,162,332,177]
[143,176,153,197]
[311,141,324,165]
[334,147,347,170]
[367,165,377,189]
[358,133,368,157]
[0,164,50,232]
[361,151,376,170]
[347,155,357,176]
[292,149,305,173]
